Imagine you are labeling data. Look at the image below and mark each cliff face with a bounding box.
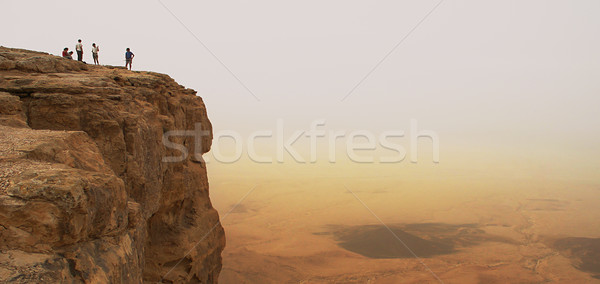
[0,47,225,283]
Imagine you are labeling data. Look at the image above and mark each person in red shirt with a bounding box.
[62,48,73,59]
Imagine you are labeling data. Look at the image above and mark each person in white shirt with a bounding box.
[91,43,100,65]
[75,39,83,61]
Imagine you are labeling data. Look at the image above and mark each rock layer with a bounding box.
[0,47,225,283]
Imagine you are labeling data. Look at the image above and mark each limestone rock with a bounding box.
[0,46,224,283]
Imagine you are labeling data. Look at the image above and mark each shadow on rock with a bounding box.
[319,223,516,259]
[552,237,600,279]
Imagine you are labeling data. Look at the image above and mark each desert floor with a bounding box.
[209,163,600,283]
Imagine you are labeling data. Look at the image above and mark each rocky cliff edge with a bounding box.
[0,47,225,283]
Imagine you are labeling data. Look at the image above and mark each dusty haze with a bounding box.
[3,0,599,282]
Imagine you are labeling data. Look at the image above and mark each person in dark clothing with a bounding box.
[125,48,135,70]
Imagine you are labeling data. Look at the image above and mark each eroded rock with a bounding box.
[0,46,224,283]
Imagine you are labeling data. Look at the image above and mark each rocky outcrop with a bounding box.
[0,47,225,283]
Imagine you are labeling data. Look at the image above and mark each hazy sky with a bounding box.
[3,0,599,180]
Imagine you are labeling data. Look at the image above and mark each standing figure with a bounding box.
[125,48,135,70]
[76,39,83,61]
[92,43,100,65]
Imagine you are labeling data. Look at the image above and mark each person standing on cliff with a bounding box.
[125,48,134,70]
[75,39,83,61]
[91,43,100,65]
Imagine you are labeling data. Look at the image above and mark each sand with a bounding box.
[208,162,600,283]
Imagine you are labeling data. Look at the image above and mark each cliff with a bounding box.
[0,47,225,283]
